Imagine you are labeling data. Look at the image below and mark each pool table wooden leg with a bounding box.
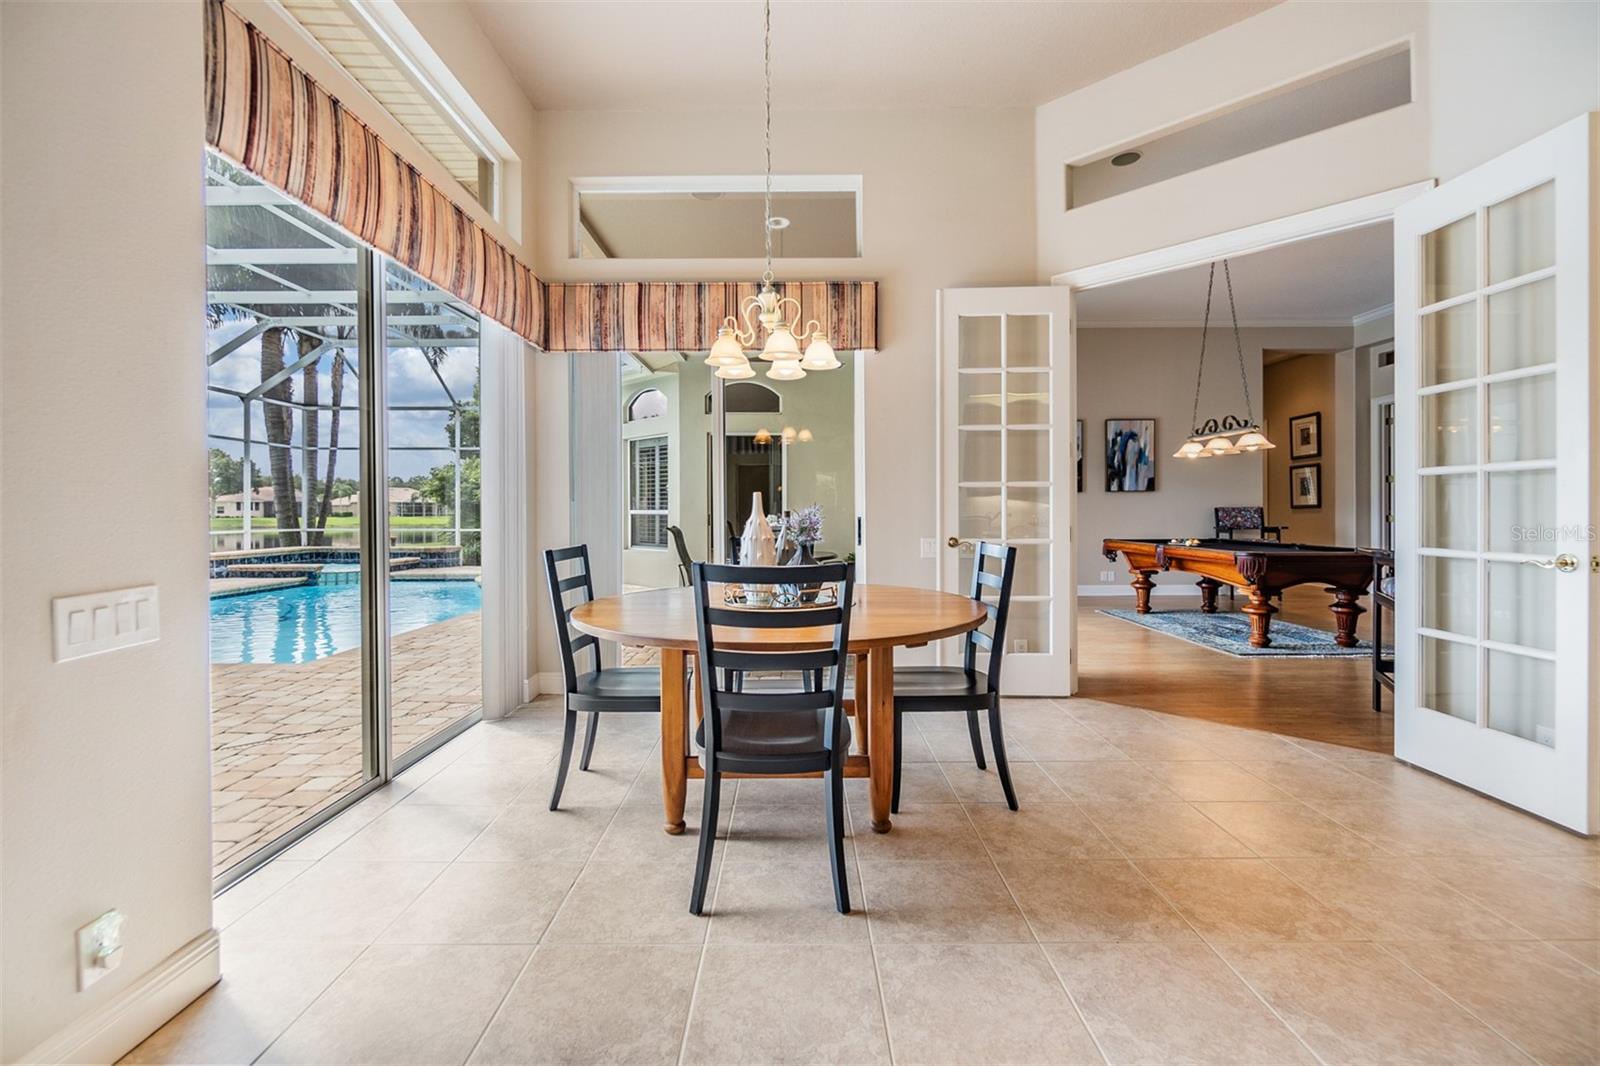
[1131,569,1157,613]
[1196,578,1222,613]
[1242,587,1278,648]
[1330,586,1366,648]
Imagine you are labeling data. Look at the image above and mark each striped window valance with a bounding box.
[204,0,544,345]
[203,2,879,354]
[545,281,878,352]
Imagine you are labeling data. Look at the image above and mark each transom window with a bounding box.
[627,388,668,422]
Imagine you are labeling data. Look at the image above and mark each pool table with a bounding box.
[1101,538,1373,649]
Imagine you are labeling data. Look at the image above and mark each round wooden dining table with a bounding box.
[570,583,987,836]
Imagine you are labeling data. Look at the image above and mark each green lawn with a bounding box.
[209,515,453,531]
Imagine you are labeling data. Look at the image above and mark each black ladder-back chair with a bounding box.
[690,561,855,915]
[666,524,694,587]
[892,541,1019,811]
[543,545,661,810]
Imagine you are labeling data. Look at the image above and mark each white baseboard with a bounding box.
[20,928,220,1066]
[525,672,563,698]
[1077,584,1203,598]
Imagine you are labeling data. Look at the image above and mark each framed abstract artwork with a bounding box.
[1289,411,1322,459]
[1290,462,1322,508]
[1105,418,1155,492]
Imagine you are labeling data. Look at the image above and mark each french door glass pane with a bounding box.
[1421,473,1476,550]
[958,372,1001,426]
[959,487,1002,539]
[1488,373,1556,462]
[1004,373,1050,423]
[1486,560,1556,652]
[385,259,483,763]
[1005,314,1049,368]
[204,152,373,880]
[1011,543,1050,597]
[1487,180,1555,283]
[1007,598,1049,655]
[1487,468,1555,554]
[1006,428,1050,482]
[1006,486,1050,540]
[958,315,1001,368]
[1422,636,1476,723]
[1423,213,1476,303]
[1488,276,1556,373]
[1487,650,1554,746]
[960,430,1001,483]
[1421,556,1477,637]
[1422,387,1476,467]
[1421,302,1476,386]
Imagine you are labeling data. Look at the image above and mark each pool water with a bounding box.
[210,580,482,664]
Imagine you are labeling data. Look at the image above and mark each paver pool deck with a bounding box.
[210,611,481,875]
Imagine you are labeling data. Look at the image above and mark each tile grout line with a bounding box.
[1066,706,1332,1066]
[931,738,1112,1066]
[676,751,730,1066]
[1369,940,1551,1066]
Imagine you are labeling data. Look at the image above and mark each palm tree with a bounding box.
[259,327,300,545]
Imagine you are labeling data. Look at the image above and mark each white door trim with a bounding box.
[1053,180,1435,292]
[1371,393,1395,548]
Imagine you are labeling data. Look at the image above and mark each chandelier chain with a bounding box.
[762,0,773,286]
[1223,259,1255,423]
[1191,261,1215,434]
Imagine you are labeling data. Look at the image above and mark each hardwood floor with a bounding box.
[1077,585,1392,754]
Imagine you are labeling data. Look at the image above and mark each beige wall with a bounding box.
[1265,353,1341,545]
[1077,327,1352,593]
[1035,1,1600,278]
[1,2,215,1059]
[531,107,1036,675]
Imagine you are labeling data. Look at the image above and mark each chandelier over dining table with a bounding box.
[704,0,840,382]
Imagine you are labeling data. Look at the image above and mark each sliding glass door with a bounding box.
[205,152,486,885]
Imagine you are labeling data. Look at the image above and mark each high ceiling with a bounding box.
[465,1,1276,111]
[1075,223,1394,327]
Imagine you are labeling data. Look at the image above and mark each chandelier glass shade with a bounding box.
[700,0,841,383]
[1173,259,1276,459]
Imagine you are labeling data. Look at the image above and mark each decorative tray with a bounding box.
[721,585,840,611]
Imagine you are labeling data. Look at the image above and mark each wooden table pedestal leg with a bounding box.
[852,651,871,756]
[867,645,895,834]
[1196,578,1222,614]
[659,648,688,835]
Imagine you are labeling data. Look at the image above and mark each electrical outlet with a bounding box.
[1013,638,1029,654]
[76,910,125,991]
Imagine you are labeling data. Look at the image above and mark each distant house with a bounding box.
[329,486,442,518]
[212,487,276,518]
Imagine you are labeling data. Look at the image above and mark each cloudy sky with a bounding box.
[206,321,478,482]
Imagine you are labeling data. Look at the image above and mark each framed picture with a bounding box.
[1105,418,1155,492]
[1290,462,1322,509]
[1289,411,1322,459]
[1075,420,1084,493]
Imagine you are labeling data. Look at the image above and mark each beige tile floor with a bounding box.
[133,696,1599,1065]
[211,613,482,874]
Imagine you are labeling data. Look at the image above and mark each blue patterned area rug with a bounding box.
[1099,608,1372,659]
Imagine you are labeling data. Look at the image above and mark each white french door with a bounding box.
[1394,113,1596,832]
[938,287,1075,695]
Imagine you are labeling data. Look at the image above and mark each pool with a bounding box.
[210,580,482,664]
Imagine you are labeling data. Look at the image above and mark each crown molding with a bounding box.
[1078,318,1356,330]
[1351,302,1395,326]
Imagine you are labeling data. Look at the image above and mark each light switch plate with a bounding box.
[53,585,159,663]
[76,910,125,991]
[919,538,936,559]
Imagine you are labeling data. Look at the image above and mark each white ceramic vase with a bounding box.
[739,492,777,598]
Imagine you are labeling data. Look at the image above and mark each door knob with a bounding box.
[947,536,971,548]
[1521,553,1580,573]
